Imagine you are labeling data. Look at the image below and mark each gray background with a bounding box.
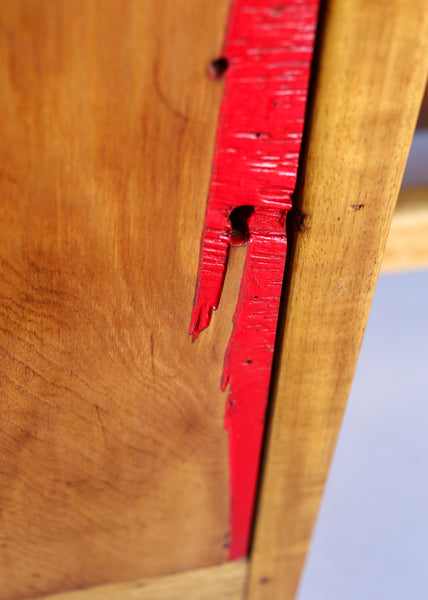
[297,130,428,599]
[298,269,428,600]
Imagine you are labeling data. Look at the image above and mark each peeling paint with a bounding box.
[190,0,320,559]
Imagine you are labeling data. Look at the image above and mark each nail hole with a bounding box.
[209,57,229,79]
[229,205,255,244]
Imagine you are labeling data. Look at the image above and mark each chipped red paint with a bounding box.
[190,0,320,559]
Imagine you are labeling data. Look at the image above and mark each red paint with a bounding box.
[190,0,320,559]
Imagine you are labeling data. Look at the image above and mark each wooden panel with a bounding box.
[36,560,247,600]
[247,1,428,599]
[0,2,235,598]
[382,187,428,272]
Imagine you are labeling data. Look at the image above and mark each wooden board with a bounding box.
[36,560,247,600]
[0,2,237,598]
[246,0,428,598]
[382,186,428,272]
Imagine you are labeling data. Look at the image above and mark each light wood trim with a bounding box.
[37,561,247,600]
[247,1,428,599]
[382,186,428,272]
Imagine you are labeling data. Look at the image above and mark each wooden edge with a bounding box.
[246,0,428,599]
[36,560,248,600]
[382,186,428,272]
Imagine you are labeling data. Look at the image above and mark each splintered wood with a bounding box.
[190,0,319,559]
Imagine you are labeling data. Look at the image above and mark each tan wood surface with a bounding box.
[0,2,237,598]
[382,186,428,272]
[247,1,428,599]
[36,560,247,600]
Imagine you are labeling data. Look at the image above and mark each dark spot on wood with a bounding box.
[292,208,311,233]
[222,531,231,549]
[349,203,365,211]
[94,404,107,444]
[209,57,229,79]
[150,333,155,375]
[259,576,271,584]
[247,131,268,139]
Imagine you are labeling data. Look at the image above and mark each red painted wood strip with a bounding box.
[190,0,320,559]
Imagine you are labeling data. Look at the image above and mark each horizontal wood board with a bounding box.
[36,560,247,600]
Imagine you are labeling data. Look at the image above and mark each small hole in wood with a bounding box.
[209,57,229,79]
[229,205,254,244]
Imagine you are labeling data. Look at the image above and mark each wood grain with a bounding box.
[0,2,236,598]
[246,0,428,598]
[36,560,247,600]
[382,186,428,272]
